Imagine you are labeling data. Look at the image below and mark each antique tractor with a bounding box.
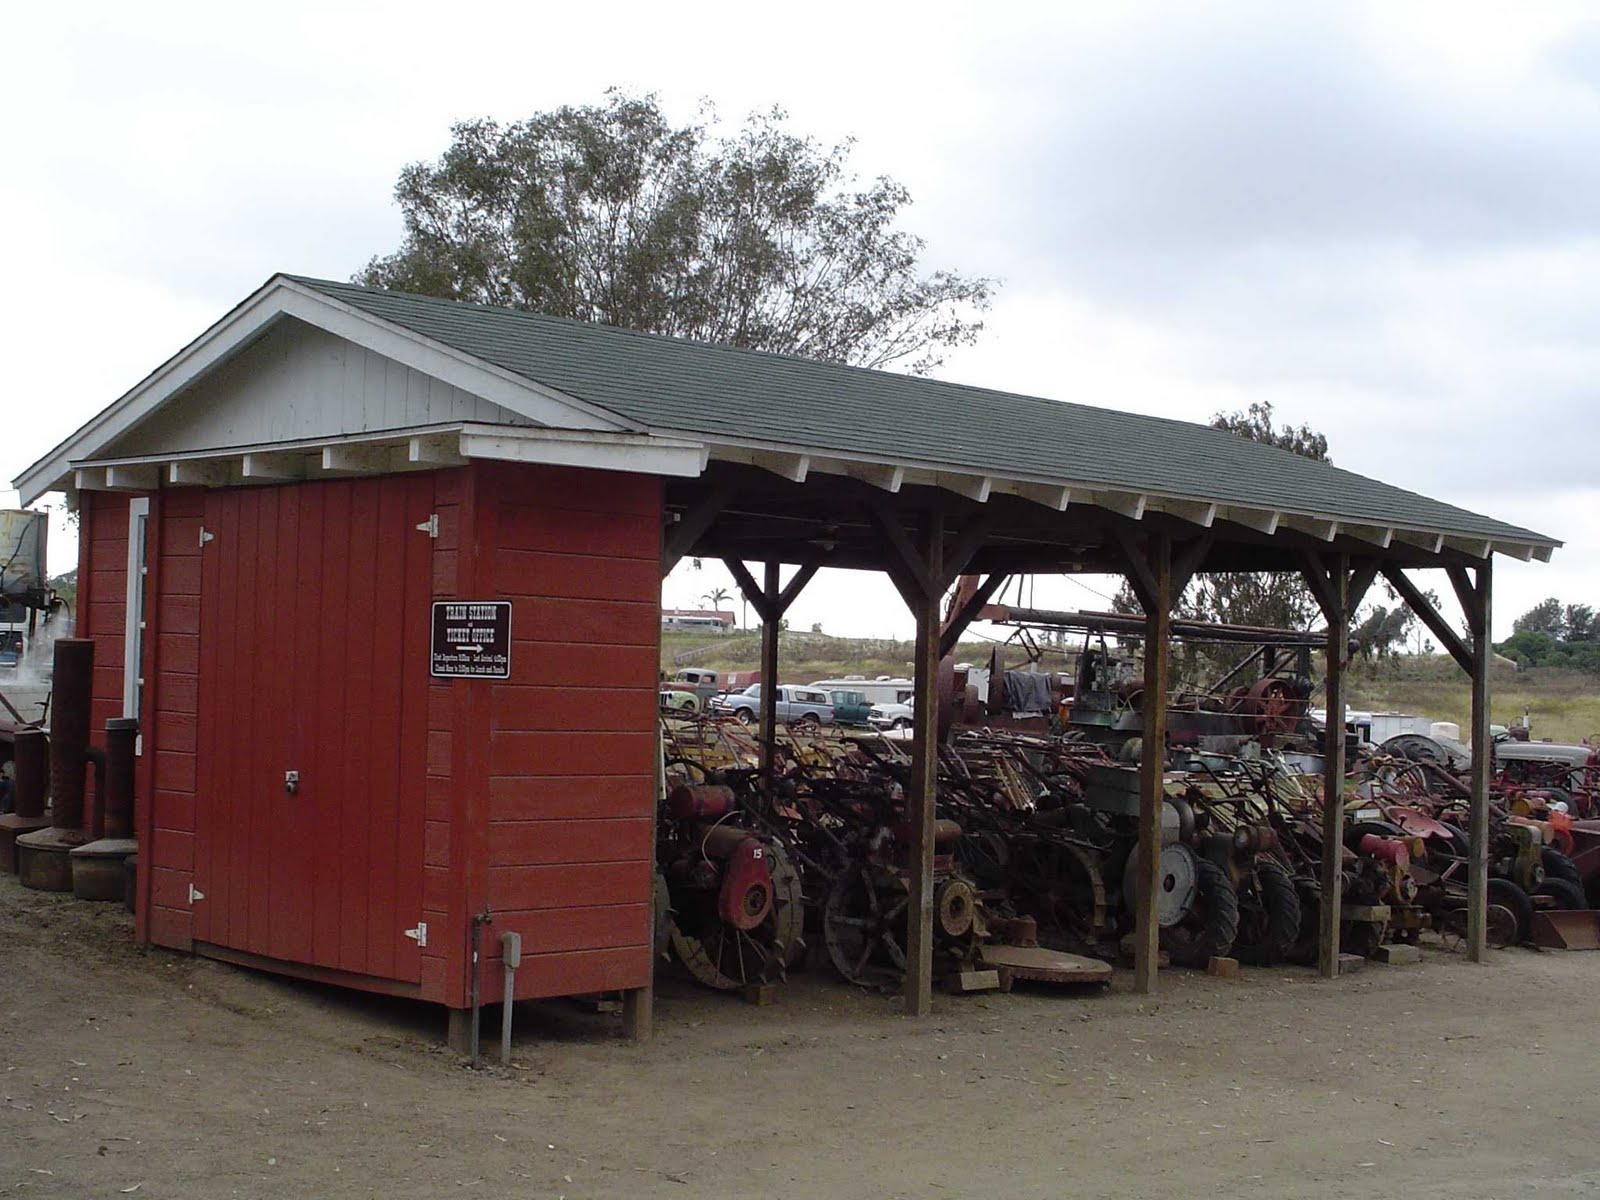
[656,782,804,992]
[822,815,986,987]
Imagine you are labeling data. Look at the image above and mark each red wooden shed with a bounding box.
[15,274,1558,1032]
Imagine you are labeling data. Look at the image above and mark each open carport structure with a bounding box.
[13,275,1560,1032]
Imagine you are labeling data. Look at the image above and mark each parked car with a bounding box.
[869,701,914,732]
[711,684,834,727]
[669,668,722,705]
[823,689,873,727]
[659,686,700,712]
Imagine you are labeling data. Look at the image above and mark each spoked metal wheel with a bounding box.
[1008,837,1107,949]
[823,863,910,985]
[668,842,804,990]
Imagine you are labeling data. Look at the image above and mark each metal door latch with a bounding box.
[404,923,428,947]
[284,770,300,795]
[415,514,439,538]
[188,884,205,904]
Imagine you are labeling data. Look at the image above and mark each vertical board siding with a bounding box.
[188,476,433,990]
[144,489,204,947]
[475,461,660,998]
[105,320,532,458]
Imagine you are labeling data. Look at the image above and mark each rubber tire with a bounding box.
[734,708,754,725]
[892,718,911,731]
[1535,877,1588,911]
[1541,848,1582,888]
[1487,877,1535,945]
[1439,822,1472,861]
[1233,859,1301,967]
[1163,856,1239,968]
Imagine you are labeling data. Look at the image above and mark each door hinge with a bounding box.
[404,922,428,947]
[188,883,206,904]
[415,514,439,538]
[199,527,215,547]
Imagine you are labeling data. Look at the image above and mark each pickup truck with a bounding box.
[711,684,834,727]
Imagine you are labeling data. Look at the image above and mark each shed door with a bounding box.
[193,476,433,984]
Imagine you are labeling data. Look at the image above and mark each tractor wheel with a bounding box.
[1233,859,1301,966]
[1487,877,1534,945]
[1541,848,1582,888]
[1161,857,1239,968]
[1535,877,1588,910]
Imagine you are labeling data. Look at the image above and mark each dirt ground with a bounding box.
[3,874,1597,1200]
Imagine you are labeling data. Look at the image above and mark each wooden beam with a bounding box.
[320,444,394,474]
[759,561,781,797]
[73,467,110,491]
[1393,530,1445,555]
[1447,564,1484,636]
[409,434,467,467]
[1170,534,1214,598]
[1092,490,1147,521]
[104,464,161,491]
[864,496,936,601]
[662,481,735,576]
[1164,500,1217,529]
[1225,506,1281,535]
[1493,542,1533,562]
[1283,515,1340,542]
[1299,551,1340,622]
[1134,532,1172,995]
[1533,545,1555,563]
[1345,524,1395,549]
[1347,557,1380,615]
[1382,564,1472,672]
[939,474,993,503]
[904,511,944,1017]
[941,514,995,586]
[849,463,905,493]
[168,459,234,487]
[1319,553,1350,979]
[940,573,1006,659]
[1466,560,1492,963]
[241,452,303,481]
[723,558,777,625]
[1012,483,1072,511]
[749,450,810,483]
[1444,536,1493,561]
[774,563,820,615]
[1110,527,1159,614]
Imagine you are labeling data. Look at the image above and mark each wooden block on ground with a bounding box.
[945,969,1002,994]
[1206,956,1240,979]
[1337,953,1365,975]
[741,983,778,1006]
[1374,943,1422,965]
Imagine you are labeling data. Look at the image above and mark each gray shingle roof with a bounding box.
[295,276,1555,547]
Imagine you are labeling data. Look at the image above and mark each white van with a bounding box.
[808,676,914,706]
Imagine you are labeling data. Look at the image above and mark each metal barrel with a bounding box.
[103,718,139,840]
[48,638,94,833]
[12,728,48,819]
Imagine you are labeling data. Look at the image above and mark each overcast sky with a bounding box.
[4,0,1596,643]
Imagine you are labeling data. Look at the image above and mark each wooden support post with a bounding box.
[1318,554,1350,979]
[622,984,653,1042]
[905,512,944,1017]
[759,561,781,789]
[1133,533,1172,995]
[1466,560,1492,962]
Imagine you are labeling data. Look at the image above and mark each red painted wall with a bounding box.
[469,460,661,1003]
[91,458,661,1011]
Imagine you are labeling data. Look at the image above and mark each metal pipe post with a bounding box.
[759,561,780,792]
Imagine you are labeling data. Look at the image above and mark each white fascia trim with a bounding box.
[458,424,708,479]
[13,275,632,503]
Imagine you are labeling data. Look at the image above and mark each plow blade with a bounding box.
[1531,909,1600,950]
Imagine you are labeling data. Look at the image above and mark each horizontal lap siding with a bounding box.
[478,462,659,1000]
[147,489,206,949]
